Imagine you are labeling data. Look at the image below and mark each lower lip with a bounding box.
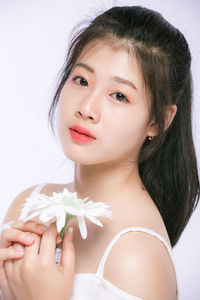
[69,129,96,144]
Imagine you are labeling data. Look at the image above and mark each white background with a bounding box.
[0,0,199,299]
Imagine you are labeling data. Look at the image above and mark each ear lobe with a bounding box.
[164,104,177,131]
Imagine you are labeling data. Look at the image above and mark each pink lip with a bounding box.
[69,125,96,139]
[69,125,96,144]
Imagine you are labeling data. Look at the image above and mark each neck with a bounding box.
[72,160,145,206]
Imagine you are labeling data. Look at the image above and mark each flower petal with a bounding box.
[18,185,113,240]
[21,210,41,222]
[56,212,66,233]
[77,215,87,239]
[85,214,103,227]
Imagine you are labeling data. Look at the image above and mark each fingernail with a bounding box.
[68,227,73,233]
[26,235,35,243]
[56,235,62,243]
[37,224,47,232]
[67,227,73,242]
[15,251,24,257]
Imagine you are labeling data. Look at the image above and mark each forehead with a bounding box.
[75,39,146,94]
[78,39,136,67]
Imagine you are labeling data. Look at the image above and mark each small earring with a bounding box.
[148,136,153,140]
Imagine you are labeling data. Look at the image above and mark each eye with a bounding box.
[72,76,88,86]
[111,92,129,102]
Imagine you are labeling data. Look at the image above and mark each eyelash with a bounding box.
[72,76,130,103]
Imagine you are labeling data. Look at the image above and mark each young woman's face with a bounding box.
[57,41,155,165]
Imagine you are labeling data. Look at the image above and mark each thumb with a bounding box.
[61,227,75,274]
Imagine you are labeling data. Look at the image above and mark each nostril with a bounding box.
[76,111,94,120]
[75,109,97,122]
[75,111,82,118]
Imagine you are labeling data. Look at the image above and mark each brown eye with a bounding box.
[72,76,88,86]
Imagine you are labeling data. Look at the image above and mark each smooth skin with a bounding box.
[1,40,177,299]
[4,224,74,300]
[0,220,75,300]
[0,220,47,300]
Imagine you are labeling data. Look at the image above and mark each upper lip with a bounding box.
[69,125,96,139]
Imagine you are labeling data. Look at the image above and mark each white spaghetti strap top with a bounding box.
[30,182,48,196]
[94,227,179,300]
[0,183,179,300]
[29,183,179,299]
[96,226,174,278]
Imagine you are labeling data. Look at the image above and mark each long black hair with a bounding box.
[48,6,199,247]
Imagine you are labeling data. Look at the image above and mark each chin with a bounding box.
[64,150,124,167]
[61,148,96,165]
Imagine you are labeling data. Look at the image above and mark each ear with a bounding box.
[164,104,177,131]
[147,104,177,137]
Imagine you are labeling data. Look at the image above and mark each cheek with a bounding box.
[102,110,149,154]
[56,106,70,145]
[57,88,76,128]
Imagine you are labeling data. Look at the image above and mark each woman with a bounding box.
[0,5,199,300]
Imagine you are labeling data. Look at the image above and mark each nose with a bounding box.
[75,90,101,123]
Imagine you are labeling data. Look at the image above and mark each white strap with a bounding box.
[29,182,48,197]
[0,221,14,238]
[96,226,179,298]
[96,226,173,278]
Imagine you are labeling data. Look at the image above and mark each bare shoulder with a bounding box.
[41,182,73,195]
[104,230,177,300]
[3,182,71,223]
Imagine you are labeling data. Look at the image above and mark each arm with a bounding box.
[103,231,177,300]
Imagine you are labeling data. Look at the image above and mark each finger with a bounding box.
[56,235,62,244]
[12,242,24,253]
[11,243,26,276]
[0,228,35,248]
[0,283,15,300]
[61,227,75,274]
[4,258,14,281]
[0,246,24,262]
[23,233,40,261]
[39,223,57,263]
[11,220,48,235]
[1,258,14,297]
[0,265,15,300]
[0,244,24,281]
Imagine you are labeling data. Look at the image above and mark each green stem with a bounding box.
[57,214,75,249]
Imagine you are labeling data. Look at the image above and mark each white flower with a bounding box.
[19,188,112,239]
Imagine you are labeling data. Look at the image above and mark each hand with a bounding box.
[4,224,75,300]
[0,220,48,300]
[0,243,25,300]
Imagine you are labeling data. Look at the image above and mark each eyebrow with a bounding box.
[74,62,137,91]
